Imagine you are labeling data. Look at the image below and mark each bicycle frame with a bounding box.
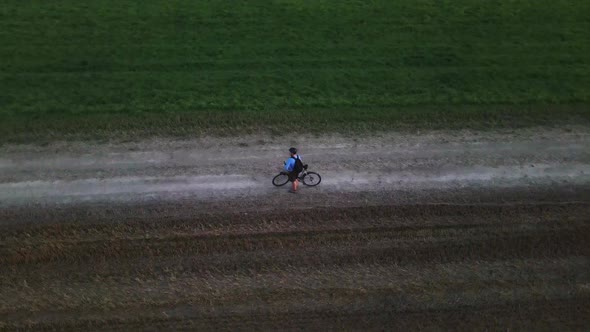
[297,170,308,180]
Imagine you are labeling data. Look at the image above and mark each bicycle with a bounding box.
[272,164,322,187]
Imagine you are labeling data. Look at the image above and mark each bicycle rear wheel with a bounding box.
[302,172,321,186]
[272,173,289,186]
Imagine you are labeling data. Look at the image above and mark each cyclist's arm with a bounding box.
[284,158,294,172]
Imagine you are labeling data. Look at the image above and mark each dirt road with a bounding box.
[1,127,589,329]
[1,127,589,207]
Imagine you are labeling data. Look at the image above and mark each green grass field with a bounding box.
[1,0,589,142]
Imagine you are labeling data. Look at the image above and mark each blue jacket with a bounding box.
[284,155,302,172]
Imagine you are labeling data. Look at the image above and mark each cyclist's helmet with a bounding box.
[289,147,297,154]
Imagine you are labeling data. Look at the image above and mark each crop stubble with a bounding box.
[1,197,589,330]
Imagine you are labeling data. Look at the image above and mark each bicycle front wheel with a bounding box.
[302,172,321,186]
[272,173,289,187]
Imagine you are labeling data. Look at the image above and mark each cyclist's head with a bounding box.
[289,147,297,155]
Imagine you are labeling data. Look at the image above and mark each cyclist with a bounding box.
[284,147,303,193]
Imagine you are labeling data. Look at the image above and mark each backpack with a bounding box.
[291,156,303,173]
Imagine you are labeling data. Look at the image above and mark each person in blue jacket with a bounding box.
[284,147,303,193]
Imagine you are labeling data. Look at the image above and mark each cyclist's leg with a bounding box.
[288,172,298,192]
[295,171,302,191]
